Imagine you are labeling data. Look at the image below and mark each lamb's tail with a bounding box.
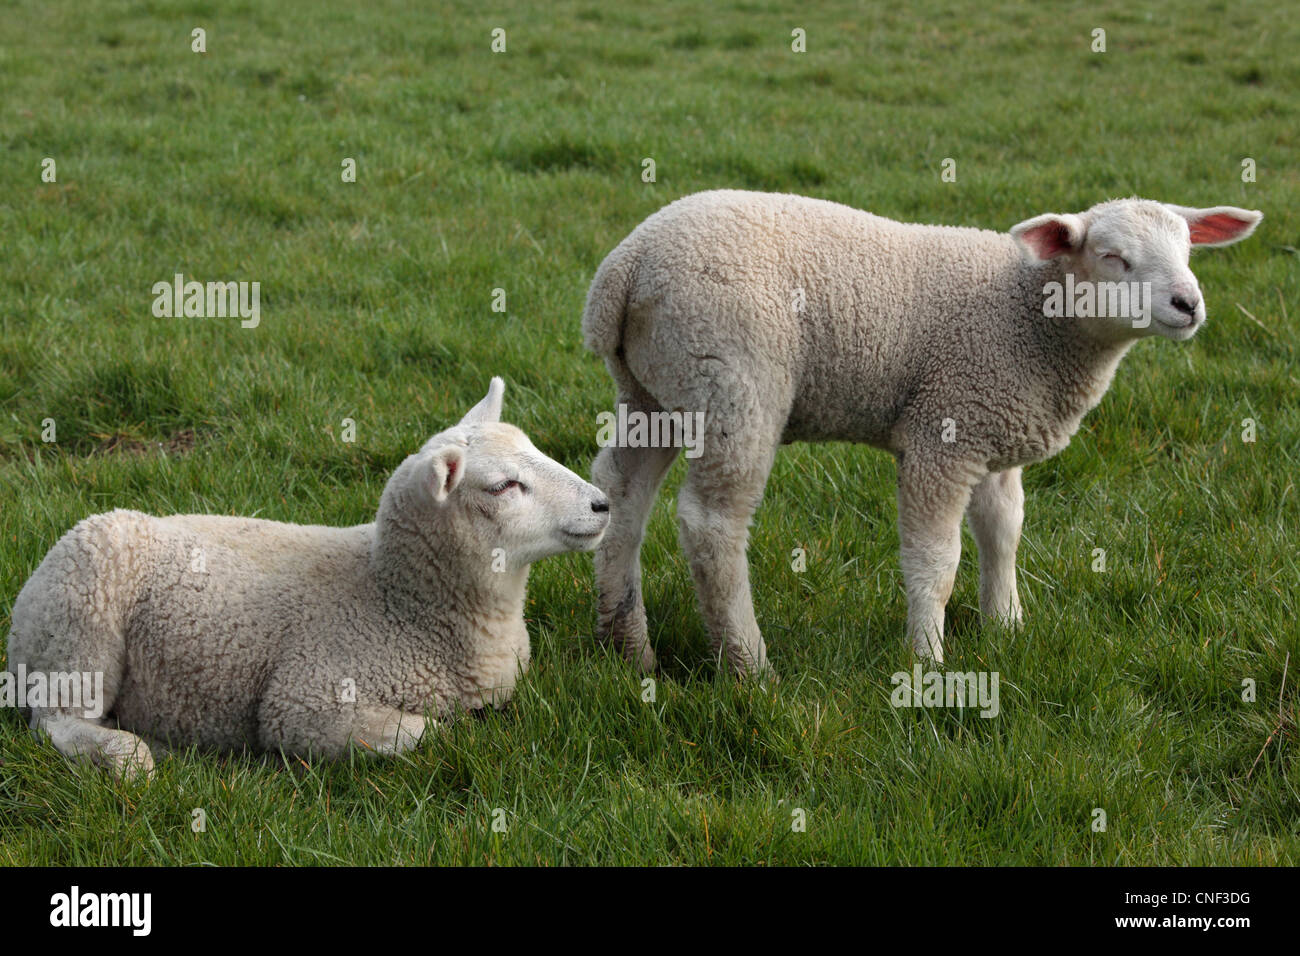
[581,233,641,357]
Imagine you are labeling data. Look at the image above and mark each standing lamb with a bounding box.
[583,190,1261,674]
[5,378,610,778]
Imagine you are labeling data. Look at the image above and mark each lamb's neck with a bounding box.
[369,516,529,634]
[1010,256,1136,416]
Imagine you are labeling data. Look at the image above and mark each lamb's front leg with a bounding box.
[966,467,1024,627]
[896,459,982,662]
[349,706,429,755]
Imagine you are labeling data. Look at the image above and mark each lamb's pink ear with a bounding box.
[424,443,466,503]
[459,377,505,426]
[1165,204,1262,247]
[1010,213,1087,260]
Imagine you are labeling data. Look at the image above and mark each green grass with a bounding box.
[2,0,1298,865]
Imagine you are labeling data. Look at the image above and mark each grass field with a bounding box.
[1,0,1297,865]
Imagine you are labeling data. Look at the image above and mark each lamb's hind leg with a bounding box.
[8,527,150,780]
[591,395,681,673]
[33,710,155,781]
[676,426,780,678]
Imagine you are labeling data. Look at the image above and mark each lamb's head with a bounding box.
[1011,198,1261,342]
[379,377,609,572]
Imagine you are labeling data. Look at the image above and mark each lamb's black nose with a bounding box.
[1171,295,1199,316]
[592,498,610,514]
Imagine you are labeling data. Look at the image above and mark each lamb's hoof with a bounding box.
[633,643,658,675]
[724,647,775,682]
[985,607,1023,630]
[911,641,944,667]
[102,736,156,783]
[616,636,657,675]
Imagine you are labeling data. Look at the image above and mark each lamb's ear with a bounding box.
[1165,204,1262,247]
[1010,213,1088,260]
[423,443,467,504]
[459,377,505,427]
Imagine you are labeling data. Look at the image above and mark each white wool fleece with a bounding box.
[583,190,1260,673]
[5,378,610,778]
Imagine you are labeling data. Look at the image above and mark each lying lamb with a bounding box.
[5,378,610,777]
[583,190,1261,674]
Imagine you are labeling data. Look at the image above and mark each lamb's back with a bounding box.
[623,190,1032,448]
